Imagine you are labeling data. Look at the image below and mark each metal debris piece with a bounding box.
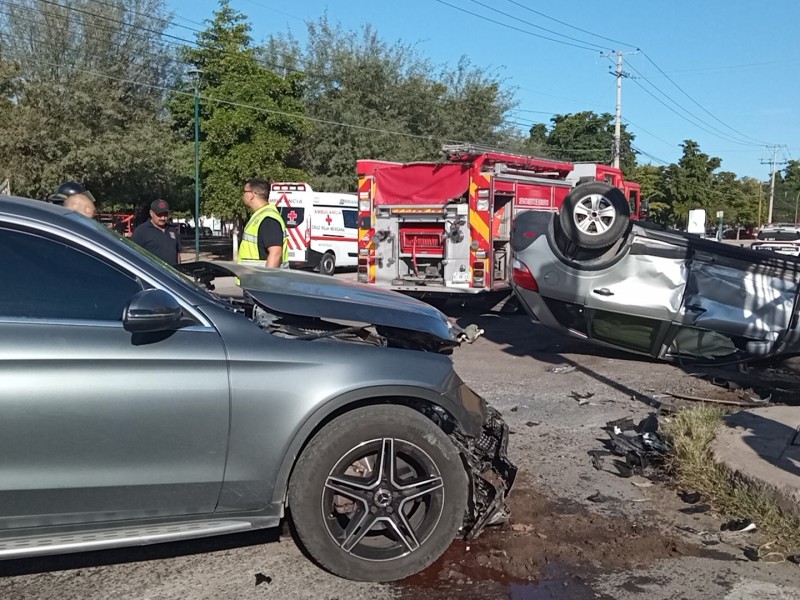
[548,365,576,374]
[570,391,595,405]
[524,421,540,427]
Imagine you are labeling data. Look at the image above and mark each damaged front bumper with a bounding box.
[452,407,517,539]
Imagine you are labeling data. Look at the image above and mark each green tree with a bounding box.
[169,0,309,222]
[632,164,669,225]
[662,140,721,229]
[528,111,637,175]
[0,0,182,206]
[267,17,517,191]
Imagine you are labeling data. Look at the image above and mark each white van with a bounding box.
[270,182,359,275]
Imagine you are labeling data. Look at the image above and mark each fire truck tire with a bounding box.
[288,405,469,582]
[559,181,630,249]
[319,252,336,276]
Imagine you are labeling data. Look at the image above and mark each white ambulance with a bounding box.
[270,182,359,275]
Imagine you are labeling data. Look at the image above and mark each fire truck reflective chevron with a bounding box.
[357,144,642,299]
[270,183,359,274]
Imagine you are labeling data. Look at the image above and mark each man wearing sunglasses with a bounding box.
[238,178,288,268]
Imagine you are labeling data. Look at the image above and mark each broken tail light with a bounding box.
[512,258,538,291]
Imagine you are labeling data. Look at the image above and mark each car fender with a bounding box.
[268,381,486,511]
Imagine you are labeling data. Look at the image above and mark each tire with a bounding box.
[288,405,468,582]
[559,181,630,249]
[319,252,336,276]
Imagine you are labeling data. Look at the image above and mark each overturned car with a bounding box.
[511,182,800,364]
[0,195,515,582]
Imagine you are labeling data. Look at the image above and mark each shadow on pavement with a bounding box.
[723,411,800,480]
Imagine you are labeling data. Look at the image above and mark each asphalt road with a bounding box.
[2,275,799,599]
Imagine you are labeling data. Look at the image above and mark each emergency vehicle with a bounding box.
[270,183,359,275]
[98,212,135,237]
[357,144,643,298]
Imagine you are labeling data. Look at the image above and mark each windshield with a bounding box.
[73,212,220,295]
[757,230,800,242]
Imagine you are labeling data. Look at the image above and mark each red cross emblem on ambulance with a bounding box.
[287,210,297,223]
[325,214,333,225]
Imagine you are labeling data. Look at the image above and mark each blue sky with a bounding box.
[166,0,799,181]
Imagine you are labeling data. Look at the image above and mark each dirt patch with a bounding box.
[398,486,726,598]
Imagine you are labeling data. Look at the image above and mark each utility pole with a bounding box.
[601,50,637,168]
[188,67,203,262]
[761,145,788,225]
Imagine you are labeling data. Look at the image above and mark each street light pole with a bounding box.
[188,67,203,262]
[795,190,800,224]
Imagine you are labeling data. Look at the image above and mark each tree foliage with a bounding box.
[524,111,637,176]
[264,17,517,191]
[169,0,308,221]
[0,0,181,206]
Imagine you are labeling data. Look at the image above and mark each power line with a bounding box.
[0,0,314,78]
[430,0,602,52]
[464,0,612,52]
[640,51,773,146]
[502,0,636,50]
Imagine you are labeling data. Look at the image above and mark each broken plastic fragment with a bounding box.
[721,519,756,532]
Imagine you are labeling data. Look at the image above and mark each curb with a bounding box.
[712,407,800,519]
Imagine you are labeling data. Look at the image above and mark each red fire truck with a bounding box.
[98,212,135,237]
[357,144,642,299]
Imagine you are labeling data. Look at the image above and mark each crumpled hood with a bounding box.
[179,261,457,344]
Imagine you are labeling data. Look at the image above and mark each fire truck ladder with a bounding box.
[441,144,573,177]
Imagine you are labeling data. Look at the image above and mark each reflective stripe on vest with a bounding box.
[237,203,289,266]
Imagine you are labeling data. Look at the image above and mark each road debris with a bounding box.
[548,365,576,374]
[254,573,272,586]
[721,519,757,533]
[663,391,766,408]
[589,414,670,478]
[569,391,595,405]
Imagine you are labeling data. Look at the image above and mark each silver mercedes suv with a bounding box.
[0,195,515,582]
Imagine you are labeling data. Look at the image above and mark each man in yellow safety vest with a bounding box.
[238,178,288,268]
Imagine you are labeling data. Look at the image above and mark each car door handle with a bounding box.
[592,288,614,296]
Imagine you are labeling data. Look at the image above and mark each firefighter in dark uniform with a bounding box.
[131,199,182,265]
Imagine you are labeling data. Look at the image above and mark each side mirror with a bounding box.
[123,289,183,333]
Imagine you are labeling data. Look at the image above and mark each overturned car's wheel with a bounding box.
[559,181,630,249]
[288,405,468,582]
[319,252,336,276]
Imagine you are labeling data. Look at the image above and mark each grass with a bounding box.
[663,405,800,553]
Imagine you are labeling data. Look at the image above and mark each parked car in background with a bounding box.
[721,227,756,240]
[178,222,213,237]
[0,195,515,582]
[511,183,800,365]
[751,223,800,257]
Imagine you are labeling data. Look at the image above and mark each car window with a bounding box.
[757,230,800,241]
[0,228,141,320]
[343,209,358,229]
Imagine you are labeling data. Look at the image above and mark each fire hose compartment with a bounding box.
[399,225,445,256]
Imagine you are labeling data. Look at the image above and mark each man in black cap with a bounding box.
[131,199,182,265]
